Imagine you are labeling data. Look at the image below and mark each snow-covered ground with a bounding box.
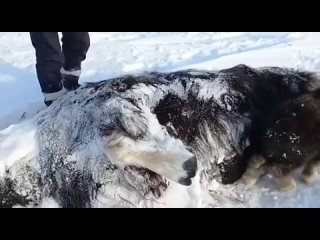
[1,32,320,208]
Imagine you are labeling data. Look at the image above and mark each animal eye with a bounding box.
[99,124,117,136]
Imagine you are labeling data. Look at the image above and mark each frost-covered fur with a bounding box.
[0,64,319,208]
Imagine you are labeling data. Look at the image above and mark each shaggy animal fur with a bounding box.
[0,64,319,207]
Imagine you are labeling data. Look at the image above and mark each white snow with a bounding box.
[1,32,320,208]
[0,118,38,178]
[37,198,60,208]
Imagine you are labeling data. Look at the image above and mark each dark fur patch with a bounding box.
[155,93,217,145]
[0,178,31,208]
[259,91,320,171]
[57,170,96,208]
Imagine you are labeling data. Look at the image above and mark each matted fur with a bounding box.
[0,64,319,207]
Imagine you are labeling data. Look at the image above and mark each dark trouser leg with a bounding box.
[30,32,63,94]
[60,32,90,90]
[61,32,90,71]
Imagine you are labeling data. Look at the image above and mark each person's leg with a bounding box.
[61,32,90,90]
[30,32,66,105]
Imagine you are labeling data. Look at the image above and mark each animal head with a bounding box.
[93,84,198,186]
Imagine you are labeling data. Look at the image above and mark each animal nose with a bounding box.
[178,156,198,186]
[183,156,197,178]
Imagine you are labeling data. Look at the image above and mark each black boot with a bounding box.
[62,74,81,91]
[43,86,67,106]
[61,67,81,91]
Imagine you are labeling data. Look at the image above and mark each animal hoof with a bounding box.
[301,173,317,185]
[277,178,296,192]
